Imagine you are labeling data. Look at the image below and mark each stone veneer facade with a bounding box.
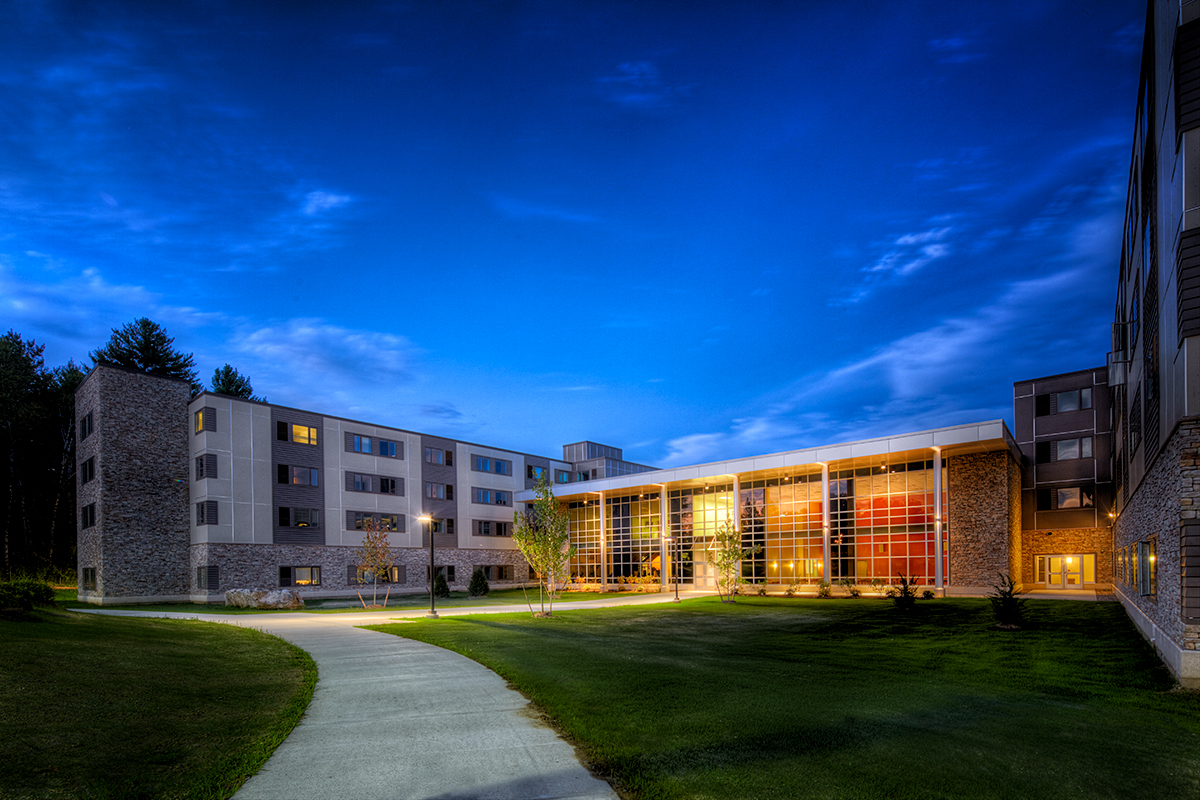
[1114,417,1200,686]
[76,365,191,602]
[946,451,1021,590]
[189,542,531,600]
[1018,527,1113,588]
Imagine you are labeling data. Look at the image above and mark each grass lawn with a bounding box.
[0,607,316,800]
[53,586,646,614]
[367,596,1200,800]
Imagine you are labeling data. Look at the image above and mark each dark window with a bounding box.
[474,456,490,472]
[79,411,94,441]
[495,459,510,475]
[426,482,452,499]
[528,465,545,480]
[277,421,288,441]
[278,465,318,486]
[484,565,513,581]
[378,439,399,458]
[80,457,95,485]
[425,447,453,465]
[82,567,96,590]
[1035,394,1051,416]
[354,435,372,454]
[427,565,456,583]
[196,500,219,525]
[1035,442,1051,464]
[280,566,321,587]
[196,565,219,591]
[430,518,455,534]
[195,453,217,480]
[473,488,491,504]
[380,477,397,494]
[475,520,512,537]
[81,503,96,529]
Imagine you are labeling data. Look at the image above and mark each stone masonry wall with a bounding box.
[77,365,191,600]
[191,542,531,599]
[947,451,1018,587]
[1018,527,1113,587]
[1007,454,1022,586]
[1115,416,1200,650]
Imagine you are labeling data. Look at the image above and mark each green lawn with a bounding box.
[0,607,316,800]
[368,597,1200,800]
[54,586,648,614]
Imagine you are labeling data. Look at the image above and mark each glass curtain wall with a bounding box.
[830,459,947,584]
[742,473,824,585]
[606,493,660,579]
[668,484,734,584]
[567,499,603,578]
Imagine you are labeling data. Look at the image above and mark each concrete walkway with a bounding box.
[77,592,708,800]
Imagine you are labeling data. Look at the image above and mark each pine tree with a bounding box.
[468,567,490,597]
[210,364,264,402]
[90,318,201,396]
[433,571,450,598]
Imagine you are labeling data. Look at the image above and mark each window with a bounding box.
[379,439,399,458]
[348,511,401,531]
[1057,388,1092,413]
[555,469,571,484]
[278,507,320,527]
[1139,539,1156,596]
[528,465,546,480]
[195,500,218,525]
[1036,486,1095,510]
[79,411,93,441]
[379,477,397,494]
[427,565,456,583]
[82,567,96,590]
[1037,437,1093,463]
[195,453,217,480]
[195,407,215,434]
[475,520,512,537]
[349,565,407,585]
[353,473,372,492]
[280,566,321,587]
[430,518,455,535]
[425,447,453,466]
[495,460,510,475]
[196,565,219,591]
[81,503,96,529]
[483,565,513,581]
[426,482,452,499]
[278,465,319,486]
[353,435,372,453]
[474,456,490,472]
[474,488,491,504]
[80,457,95,485]
[292,425,317,445]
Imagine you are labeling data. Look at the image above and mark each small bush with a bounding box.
[784,580,801,597]
[433,572,450,599]
[988,573,1026,628]
[922,589,936,600]
[817,580,831,598]
[838,578,861,598]
[468,568,490,597]
[0,578,56,612]
[891,573,918,611]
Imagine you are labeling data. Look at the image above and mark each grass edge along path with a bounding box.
[367,596,1200,800]
[0,608,317,800]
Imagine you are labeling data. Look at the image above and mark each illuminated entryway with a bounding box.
[1036,554,1095,588]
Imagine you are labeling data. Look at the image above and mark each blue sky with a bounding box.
[1,1,1142,466]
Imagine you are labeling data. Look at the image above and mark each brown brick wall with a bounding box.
[947,451,1018,587]
[76,365,191,600]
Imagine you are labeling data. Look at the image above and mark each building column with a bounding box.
[933,448,944,590]
[821,463,831,584]
[733,475,741,532]
[598,491,606,588]
[658,486,668,589]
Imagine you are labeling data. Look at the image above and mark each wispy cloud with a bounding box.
[302,190,351,215]
[928,36,985,65]
[490,194,599,224]
[595,61,689,111]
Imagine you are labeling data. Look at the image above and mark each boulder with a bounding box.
[224,588,305,609]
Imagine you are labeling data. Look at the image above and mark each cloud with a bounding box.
[490,194,599,224]
[595,61,689,111]
[302,190,351,215]
[928,36,985,65]
[421,403,464,420]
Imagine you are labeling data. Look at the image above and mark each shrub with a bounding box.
[838,578,861,598]
[468,568,490,597]
[817,580,831,598]
[433,572,451,599]
[0,578,56,612]
[891,573,918,611]
[922,589,936,600]
[784,580,801,597]
[988,573,1026,628]
[755,583,767,596]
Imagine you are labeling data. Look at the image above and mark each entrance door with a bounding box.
[1038,554,1093,588]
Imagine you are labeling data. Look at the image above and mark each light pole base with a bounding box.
[425,612,440,619]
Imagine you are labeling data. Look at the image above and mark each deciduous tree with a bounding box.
[512,473,575,617]
[709,517,761,603]
[353,517,395,608]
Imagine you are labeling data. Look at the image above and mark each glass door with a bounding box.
[1038,554,1093,588]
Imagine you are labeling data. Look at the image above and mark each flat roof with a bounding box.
[519,419,1019,502]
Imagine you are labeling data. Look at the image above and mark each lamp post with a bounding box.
[419,514,437,619]
[664,535,680,603]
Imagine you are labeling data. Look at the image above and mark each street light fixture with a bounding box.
[419,514,436,619]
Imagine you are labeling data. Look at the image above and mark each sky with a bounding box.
[1,0,1144,467]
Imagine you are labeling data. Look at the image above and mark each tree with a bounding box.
[511,473,575,617]
[433,571,450,598]
[468,567,490,597]
[90,318,201,396]
[709,517,762,603]
[210,364,264,402]
[353,517,395,608]
[988,572,1026,629]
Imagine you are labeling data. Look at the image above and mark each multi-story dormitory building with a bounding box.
[75,0,1200,687]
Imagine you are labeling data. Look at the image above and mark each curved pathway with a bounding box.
[78,592,708,799]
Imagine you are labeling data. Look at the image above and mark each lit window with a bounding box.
[280,566,321,586]
[293,425,317,445]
